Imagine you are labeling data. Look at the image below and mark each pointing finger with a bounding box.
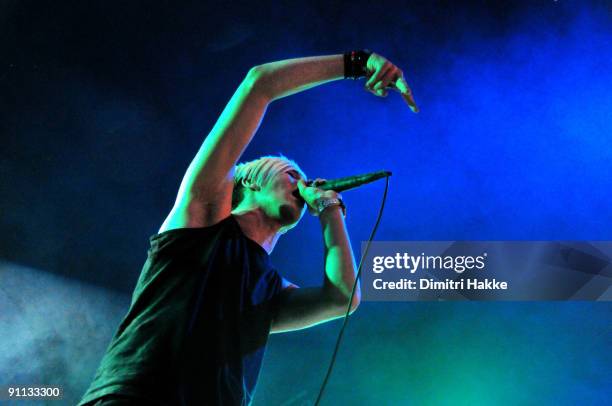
[395,77,419,113]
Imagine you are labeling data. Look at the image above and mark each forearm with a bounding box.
[319,207,360,311]
[253,54,345,102]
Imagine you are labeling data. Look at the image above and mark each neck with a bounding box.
[231,207,282,254]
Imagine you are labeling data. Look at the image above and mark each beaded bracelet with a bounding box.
[343,49,372,79]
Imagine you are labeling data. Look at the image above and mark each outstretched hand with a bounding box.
[363,53,419,113]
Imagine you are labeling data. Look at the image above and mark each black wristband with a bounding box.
[343,49,372,79]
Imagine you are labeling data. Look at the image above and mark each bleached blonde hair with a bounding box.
[231,154,307,209]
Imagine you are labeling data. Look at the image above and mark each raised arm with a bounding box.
[160,52,417,232]
[159,66,270,232]
[160,54,346,232]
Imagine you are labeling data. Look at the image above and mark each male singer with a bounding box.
[79,50,418,406]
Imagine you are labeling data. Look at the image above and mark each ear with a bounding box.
[247,183,261,192]
[240,178,261,192]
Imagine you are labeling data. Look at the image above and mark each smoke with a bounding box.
[0,262,130,405]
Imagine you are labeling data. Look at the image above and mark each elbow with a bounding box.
[245,65,273,102]
[348,293,361,315]
[332,292,361,316]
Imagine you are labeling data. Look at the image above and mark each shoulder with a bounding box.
[159,181,234,233]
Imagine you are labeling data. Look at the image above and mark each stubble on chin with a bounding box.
[278,204,301,226]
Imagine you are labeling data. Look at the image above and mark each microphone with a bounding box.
[293,170,392,199]
[312,170,392,192]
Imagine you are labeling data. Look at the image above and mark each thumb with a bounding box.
[297,179,306,191]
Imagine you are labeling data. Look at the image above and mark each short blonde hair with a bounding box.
[232,154,307,209]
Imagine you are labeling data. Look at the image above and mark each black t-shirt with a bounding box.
[78,215,284,406]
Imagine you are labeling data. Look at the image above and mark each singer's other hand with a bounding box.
[363,53,419,113]
[297,179,340,216]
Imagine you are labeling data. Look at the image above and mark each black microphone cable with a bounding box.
[313,173,391,406]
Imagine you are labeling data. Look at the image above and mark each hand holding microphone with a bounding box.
[297,178,343,217]
[294,170,392,217]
